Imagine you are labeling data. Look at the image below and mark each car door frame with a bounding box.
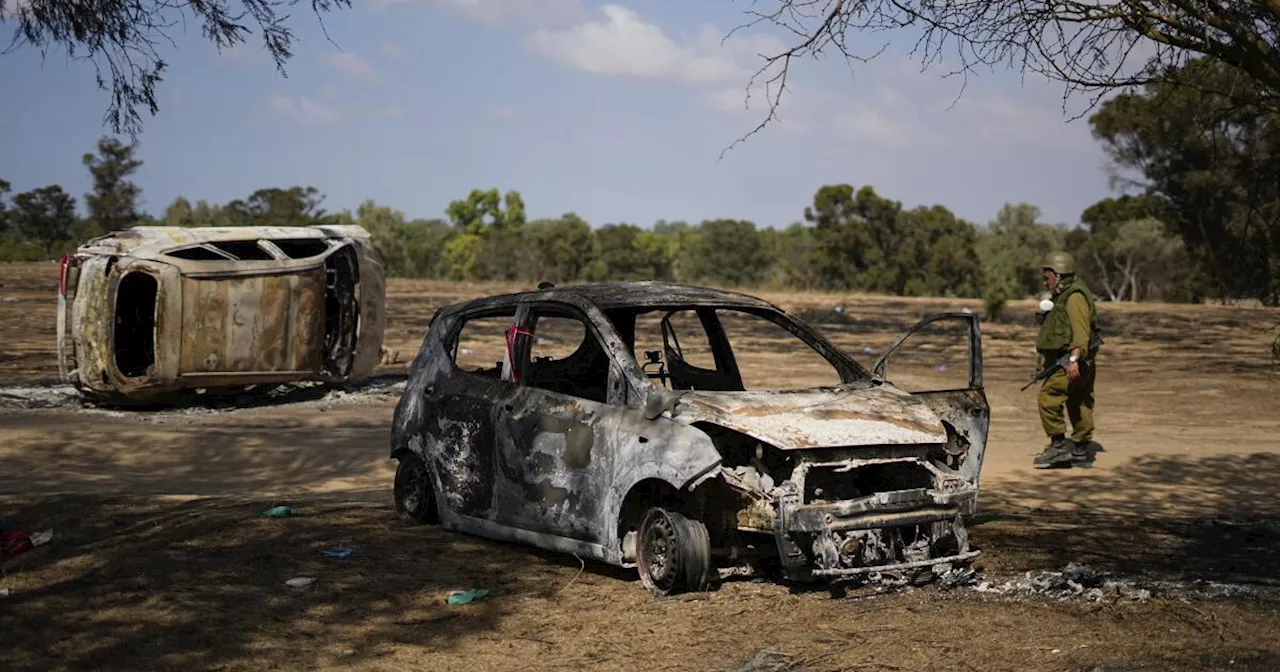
[871,312,991,487]
[421,302,524,522]
[490,298,631,545]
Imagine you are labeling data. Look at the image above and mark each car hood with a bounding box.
[673,384,949,450]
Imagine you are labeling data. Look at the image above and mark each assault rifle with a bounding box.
[1021,331,1105,391]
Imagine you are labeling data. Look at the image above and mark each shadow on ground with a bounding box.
[0,414,395,496]
[972,452,1280,584]
[0,493,615,672]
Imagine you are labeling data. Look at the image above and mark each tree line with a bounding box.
[2,58,1276,310]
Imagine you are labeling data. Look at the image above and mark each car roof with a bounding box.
[447,281,783,314]
[73,225,372,258]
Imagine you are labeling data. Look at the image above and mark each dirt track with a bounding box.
[3,261,1280,671]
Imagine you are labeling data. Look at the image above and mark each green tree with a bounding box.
[1089,57,1280,305]
[805,184,890,291]
[975,203,1065,319]
[83,136,143,233]
[446,188,526,235]
[634,229,677,281]
[443,234,485,282]
[354,200,411,275]
[0,179,10,236]
[896,205,983,298]
[442,188,527,281]
[678,219,771,287]
[11,185,78,257]
[3,0,352,136]
[163,196,194,227]
[979,203,1065,296]
[590,223,677,281]
[400,218,454,278]
[190,200,232,227]
[593,224,648,281]
[225,186,331,227]
[765,222,821,290]
[521,214,596,284]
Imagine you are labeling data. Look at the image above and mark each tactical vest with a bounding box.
[1035,278,1098,355]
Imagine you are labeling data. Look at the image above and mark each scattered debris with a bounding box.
[0,385,83,410]
[1,529,32,558]
[0,587,11,598]
[794,307,856,326]
[0,375,408,416]
[446,588,490,605]
[285,577,316,588]
[967,563,1153,603]
[262,506,296,518]
[935,563,980,590]
[323,548,354,558]
[734,647,807,672]
[29,530,53,547]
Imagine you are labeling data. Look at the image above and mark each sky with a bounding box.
[0,0,1119,229]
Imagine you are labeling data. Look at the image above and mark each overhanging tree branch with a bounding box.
[722,0,1280,151]
[1,0,352,137]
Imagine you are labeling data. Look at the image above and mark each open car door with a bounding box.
[871,313,990,486]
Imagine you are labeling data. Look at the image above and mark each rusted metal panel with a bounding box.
[178,270,324,373]
[348,241,387,381]
[60,225,386,402]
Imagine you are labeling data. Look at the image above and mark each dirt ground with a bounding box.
[3,261,1280,672]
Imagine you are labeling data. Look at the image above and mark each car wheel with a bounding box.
[636,507,711,596]
[394,453,439,525]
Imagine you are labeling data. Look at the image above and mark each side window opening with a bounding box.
[272,239,331,258]
[213,240,275,261]
[452,312,517,380]
[115,271,157,378]
[168,245,232,261]
[659,309,717,370]
[521,311,609,404]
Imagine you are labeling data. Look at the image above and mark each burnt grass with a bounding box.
[4,265,1280,670]
[4,490,1280,672]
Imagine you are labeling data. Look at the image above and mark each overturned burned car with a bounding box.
[390,282,988,595]
[58,225,386,403]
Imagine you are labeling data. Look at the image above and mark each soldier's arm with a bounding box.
[1066,293,1090,357]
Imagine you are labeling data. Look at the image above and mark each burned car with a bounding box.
[57,225,386,403]
[390,282,988,595]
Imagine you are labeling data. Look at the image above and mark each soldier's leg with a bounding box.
[1067,363,1096,445]
[1034,370,1073,467]
[1037,369,1069,437]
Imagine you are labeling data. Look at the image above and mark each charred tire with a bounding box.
[636,507,712,596]
[393,452,439,525]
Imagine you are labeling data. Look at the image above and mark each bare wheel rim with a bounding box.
[639,511,680,593]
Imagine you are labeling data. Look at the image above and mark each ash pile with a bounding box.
[965,562,1153,602]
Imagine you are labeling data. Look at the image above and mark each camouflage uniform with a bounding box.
[1033,253,1099,468]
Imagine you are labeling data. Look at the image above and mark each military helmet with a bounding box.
[1041,251,1075,275]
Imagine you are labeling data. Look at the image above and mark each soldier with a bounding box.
[1032,251,1099,468]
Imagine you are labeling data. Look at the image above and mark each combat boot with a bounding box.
[1033,436,1076,469]
[1069,440,1096,468]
